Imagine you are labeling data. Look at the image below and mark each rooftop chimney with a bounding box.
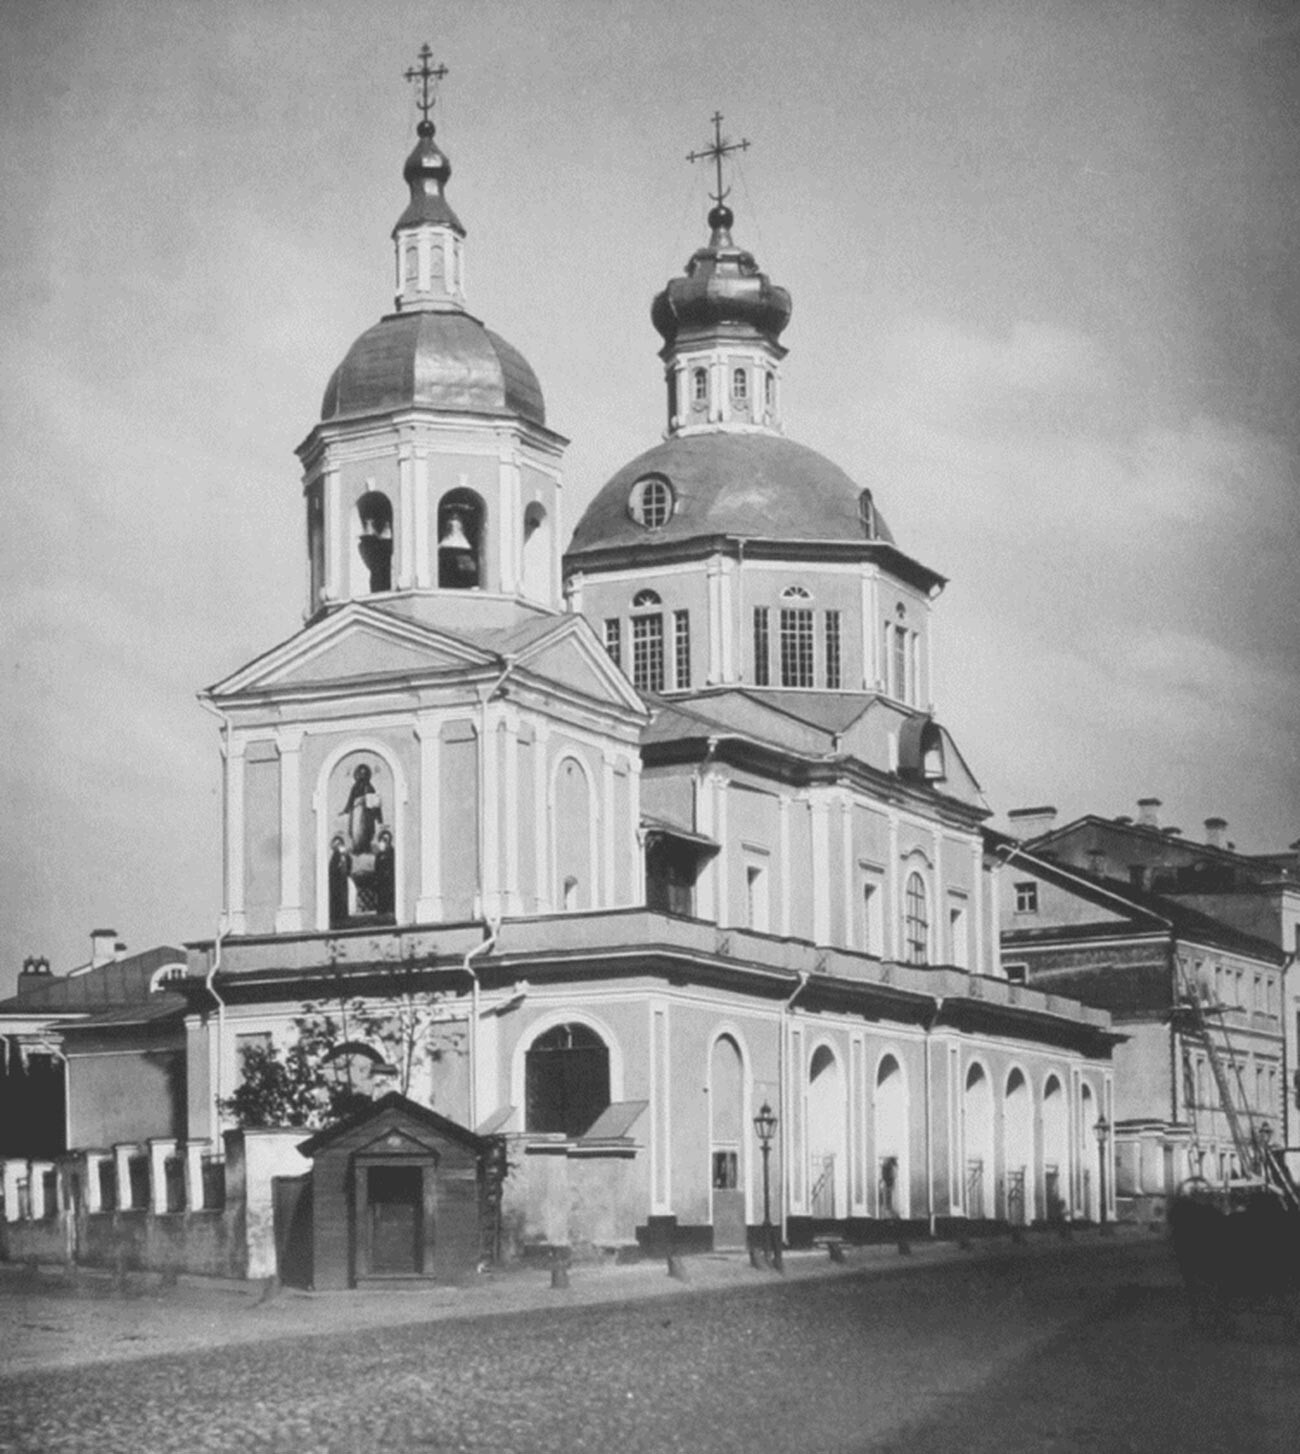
[1205,817,1228,850]
[90,929,119,968]
[1137,797,1161,828]
[1006,805,1058,842]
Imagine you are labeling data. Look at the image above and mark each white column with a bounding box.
[274,727,305,933]
[323,467,342,602]
[397,445,416,589]
[777,795,792,936]
[414,450,431,586]
[499,451,522,593]
[601,749,617,907]
[841,793,855,949]
[886,810,900,961]
[503,708,522,914]
[706,557,724,685]
[533,723,550,911]
[226,736,247,934]
[810,792,832,945]
[415,713,442,922]
[973,839,988,976]
[932,827,946,966]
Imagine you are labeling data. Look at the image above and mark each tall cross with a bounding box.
[687,111,750,206]
[404,43,449,125]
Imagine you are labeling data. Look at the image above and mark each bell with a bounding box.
[439,513,472,551]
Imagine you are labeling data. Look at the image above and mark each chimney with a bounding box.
[1205,817,1228,850]
[1007,805,1058,842]
[90,929,119,968]
[1137,797,1161,828]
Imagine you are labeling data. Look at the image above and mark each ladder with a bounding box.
[1174,961,1259,1178]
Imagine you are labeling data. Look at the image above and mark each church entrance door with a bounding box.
[365,1165,424,1275]
[710,1035,747,1250]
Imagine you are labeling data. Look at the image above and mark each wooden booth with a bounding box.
[295,1093,490,1289]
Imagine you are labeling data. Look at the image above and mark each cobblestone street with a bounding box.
[1,1235,1297,1452]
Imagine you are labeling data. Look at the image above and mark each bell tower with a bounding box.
[297,48,568,631]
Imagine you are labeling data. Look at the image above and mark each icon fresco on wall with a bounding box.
[328,759,396,927]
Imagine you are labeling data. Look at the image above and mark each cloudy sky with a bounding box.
[2,0,1298,991]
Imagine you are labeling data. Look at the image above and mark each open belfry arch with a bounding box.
[0,47,1120,1284]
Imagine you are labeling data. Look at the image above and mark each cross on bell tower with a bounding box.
[404,43,449,133]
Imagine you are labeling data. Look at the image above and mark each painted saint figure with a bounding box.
[328,835,352,928]
[341,763,383,855]
[375,828,396,920]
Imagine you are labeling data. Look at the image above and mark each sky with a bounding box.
[2,0,1298,993]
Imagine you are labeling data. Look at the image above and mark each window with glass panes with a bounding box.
[673,610,691,689]
[780,608,814,687]
[632,611,665,692]
[824,611,842,689]
[603,618,621,670]
[753,607,771,685]
[904,872,929,965]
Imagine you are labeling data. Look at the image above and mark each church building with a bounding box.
[2,59,1119,1281]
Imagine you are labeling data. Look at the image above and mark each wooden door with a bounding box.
[366,1165,423,1274]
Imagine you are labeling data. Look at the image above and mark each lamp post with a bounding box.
[1093,1115,1111,1234]
[754,1101,779,1269]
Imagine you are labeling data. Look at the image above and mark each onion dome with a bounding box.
[393,119,464,237]
[568,432,893,555]
[320,311,545,425]
[651,203,792,350]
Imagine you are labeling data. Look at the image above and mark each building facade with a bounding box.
[3,78,1119,1280]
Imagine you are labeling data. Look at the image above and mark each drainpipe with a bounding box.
[777,971,809,1248]
[204,924,230,1151]
[924,998,944,1239]
[462,919,501,1131]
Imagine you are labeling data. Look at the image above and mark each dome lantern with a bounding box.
[652,114,792,437]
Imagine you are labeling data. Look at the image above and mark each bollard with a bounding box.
[667,1252,689,1282]
[550,1248,570,1290]
[896,1238,912,1256]
[828,1241,845,1263]
[749,1244,765,1270]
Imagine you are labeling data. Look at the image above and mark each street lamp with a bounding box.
[1093,1115,1111,1234]
[754,1101,780,1269]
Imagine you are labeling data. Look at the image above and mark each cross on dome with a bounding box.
[404,43,449,133]
[687,111,750,215]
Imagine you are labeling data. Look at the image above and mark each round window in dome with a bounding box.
[628,475,674,529]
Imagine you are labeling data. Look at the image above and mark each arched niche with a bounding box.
[552,755,595,910]
[963,1061,995,1220]
[322,749,399,929]
[437,487,486,590]
[1003,1068,1035,1224]
[352,490,394,596]
[709,1032,748,1248]
[874,1053,909,1219]
[521,501,551,603]
[1042,1075,1069,1222]
[807,1043,847,1220]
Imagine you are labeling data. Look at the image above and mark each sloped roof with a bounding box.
[0,945,188,1018]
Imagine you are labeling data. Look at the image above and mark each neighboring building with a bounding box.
[992,815,1290,1221]
[1013,802,1300,1161]
[1,69,1120,1282]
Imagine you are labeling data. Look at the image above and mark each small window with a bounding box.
[732,367,748,400]
[604,618,621,670]
[824,611,841,690]
[1005,962,1028,986]
[904,872,929,965]
[765,371,775,408]
[692,368,708,405]
[629,476,673,529]
[632,588,662,609]
[1014,882,1038,914]
[673,610,691,690]
[781,585,812,601]
[753,607,770,685]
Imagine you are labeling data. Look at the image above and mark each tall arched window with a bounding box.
[765,371,775,409]
[779,586,814,688]
[437,488,485,589]
[355,491,394,594]
[732,367,748,400]
[525,1023,611,1136]
[631,589,665,692]
[904,872,929,965]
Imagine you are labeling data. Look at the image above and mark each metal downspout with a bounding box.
[778,971,809,1249]
[204,925,230,1151]
[463,919,501,1131]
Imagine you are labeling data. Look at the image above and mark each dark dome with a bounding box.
[321,311,546,425]
[568,432,894,555]
[652,214,792,348]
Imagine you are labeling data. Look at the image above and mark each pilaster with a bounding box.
[415,713,442,922]
[274,726,306,933]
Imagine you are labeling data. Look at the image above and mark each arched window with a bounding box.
[692,368,708,405]
[904,872,929,965]
[732,367,748,400]
[631,590,665,691]
[765,371,775,409]
[779,586,814,687]
[437,488,485,589]
[629,476,673,529]
[404,243,419,286]
[525,1023,611,1136]
[859,491,875,539]
[355,491,394,594]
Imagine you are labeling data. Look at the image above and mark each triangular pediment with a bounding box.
[207,605,496,699]
[513,617,647,715]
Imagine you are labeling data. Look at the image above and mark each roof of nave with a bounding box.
[566,432,898,556]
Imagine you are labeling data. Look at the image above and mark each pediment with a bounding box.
[514,618,646,715]
[208,606,494,698]
[354,1124,442,1158]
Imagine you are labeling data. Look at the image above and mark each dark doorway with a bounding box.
[366,1165,424,1275]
